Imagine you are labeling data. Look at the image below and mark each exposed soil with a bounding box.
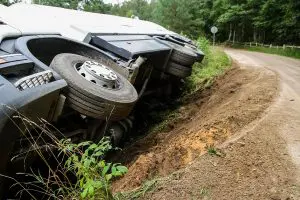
[112,58,279,194]
[137,50,300,200]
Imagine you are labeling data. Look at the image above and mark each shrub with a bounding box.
[60,138,128,199]
[5,112,127,200]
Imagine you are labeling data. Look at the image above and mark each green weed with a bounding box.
[60,138,128,199]
[207,145,219,156]
[4,110,127,200]
[199,187,210,197]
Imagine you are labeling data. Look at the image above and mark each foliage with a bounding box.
[152,0,194,36]
[82,0,111,14]
[5,112,127,200]
[185,37,231,94]
[6,0,300,44]
[207,145,223,157]
[207,146,218,156]
[60,137,128,199]
[0,0,20,6]
[110,0,156,20]
[32,0,80,9]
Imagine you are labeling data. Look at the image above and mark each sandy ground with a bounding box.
[137,50,300,200]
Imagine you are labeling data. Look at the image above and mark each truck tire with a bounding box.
[50,53,138,121]
[165,41,199,66]
[166,62,192,78]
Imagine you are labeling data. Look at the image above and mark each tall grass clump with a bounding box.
[185,37,231,94]
[5,110,127,200]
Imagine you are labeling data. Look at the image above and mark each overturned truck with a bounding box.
[0,3,204,191]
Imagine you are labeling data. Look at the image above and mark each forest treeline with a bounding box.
[1,0,300,44]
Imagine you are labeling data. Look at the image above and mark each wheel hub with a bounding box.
[76,61,118,89]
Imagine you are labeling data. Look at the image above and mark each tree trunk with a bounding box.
[241,24,245,42]
[258,30,262,43]
[233,28,236,44]
[228,23,232,41]
[253,28,257,42]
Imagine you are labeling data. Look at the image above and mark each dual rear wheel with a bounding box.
[163,40,202,78]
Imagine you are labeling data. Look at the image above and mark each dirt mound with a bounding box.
[112,63,278,192]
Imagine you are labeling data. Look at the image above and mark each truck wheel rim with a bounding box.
[75,61,120,90]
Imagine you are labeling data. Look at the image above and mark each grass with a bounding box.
[147,109,180,133]
[114,178,159,200]
[184,38,231,94]
[207,146,218,156]
[207,145,224,157]
[199,187,210,198]
[231,44,300,59]
[148,37,231,134]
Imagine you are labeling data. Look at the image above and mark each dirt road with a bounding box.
[225,49,300,175]
[139,50,300,200]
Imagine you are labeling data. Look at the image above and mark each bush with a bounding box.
[184,37,231,93]
[60,138,128,199]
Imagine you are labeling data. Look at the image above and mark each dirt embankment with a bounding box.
[140,50,300,200]
[112,61,279,194]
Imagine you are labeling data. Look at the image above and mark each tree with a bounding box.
[153,0,193,36]
[0,0,20,6]
[27,0,300,45]
[32,0,80,9]
[111,0,155,20]
[82,0,112,14]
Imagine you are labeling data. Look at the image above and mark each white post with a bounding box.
[250,42,252,47]
[270,44,272,48]
[213,33,215,46]
[283,44,286,49]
